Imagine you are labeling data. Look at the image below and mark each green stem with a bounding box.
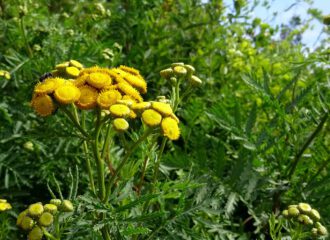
[286,113,328,179]
[93,119,106,201]
[61,107,90,139]
[19,16,33,58]
[101,123,112,159]
[152,138,167,185]
[42,227,59,240]
[104,128,153,202]
[81,111,96,195]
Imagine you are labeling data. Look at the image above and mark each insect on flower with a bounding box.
[39,72,53,82]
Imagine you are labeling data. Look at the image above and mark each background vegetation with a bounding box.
[0,0,329,239]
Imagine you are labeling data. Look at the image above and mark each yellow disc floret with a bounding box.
[113,118,129,132]
[142,109,162,127]
[151,102,173,116]
[87,72,112,89]
[34,81,56,94]
[118,82,143,102]
[119,65,140,76]
[0,201,12,211]
[76,85,98,110]
[131,102,151,111]
[31,95,56,117]
[28,226,43,240]
[161,117,180,140]
[97,90,122,109]
[65,66,80,78]
[54,84,81,104]
[109,104,130,117]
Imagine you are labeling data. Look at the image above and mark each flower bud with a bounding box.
[38,212,54,227]
[173,66,187,77]
[17,209,29,226]
[60,200,74,212]
[189,75,202,87]
[28,226,43,240]
[309,209,321,221]
[171,62,184,68]
[28,203,44,218]
[160,68,173,79]
[24,141,34,151]
[311,228,318,237]
[21,216,35,231]
[44,204,57,215]
[288,207,300,217]
[282,210,289,218]
[169,77,177,85]
[318,225,328,236]
[50,199,62,207]
[298,203,311,214]
[184,64,195,74]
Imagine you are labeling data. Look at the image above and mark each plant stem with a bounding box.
[104,128,153,202]
[93,118,106,201]
[101,123,112,159]
[286,113,328,179]
[42,227,59,240]
[61,107,90,139]
[152,138,167,186]
[19,16,33,58]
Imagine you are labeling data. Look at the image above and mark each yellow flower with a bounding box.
[54,84,81,104]
[160,68,174,79]
[21,216,35,231]
[17,209,28,226]
[118,82,143,102]
[161,117,180,140]
[28,202,44,217]
[55,62,69,71]
[173,66,187,76]
[31,95,56,117]
[189,75,202,86]
[86,72,111,89]
[34,77,65,94]
[0,70,11,80]
[131,102,151,111]
[113,118,129,132]
[44,204,57,215]
[97,90,122,109]
[117,99,135,107]
[142,109,162,127]
[76,85,98,110]
[151,102,173,116]
[73,74,89,87]
[119,65,140,76]
[65,66,80,78]
[0,200,12,211]
[69,59,83,69]
[28,226,43,240]
[109,104,130,118]
[38,212,54,227]
[87,72,112,89]
[115,68,147,93]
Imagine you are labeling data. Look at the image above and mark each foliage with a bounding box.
[0,0,329,239]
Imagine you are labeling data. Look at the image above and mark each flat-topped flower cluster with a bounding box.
[30,61,185,140]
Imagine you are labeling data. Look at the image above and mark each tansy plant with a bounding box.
[27,60,201,239]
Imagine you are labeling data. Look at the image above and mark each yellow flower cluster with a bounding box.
[282,203,328,237]
[17,199,73,240]
[0,70,10,80]
[30,61,185,140]
[0,199,12,212]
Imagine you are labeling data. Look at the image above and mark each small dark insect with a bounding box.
[39,72,53,82]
